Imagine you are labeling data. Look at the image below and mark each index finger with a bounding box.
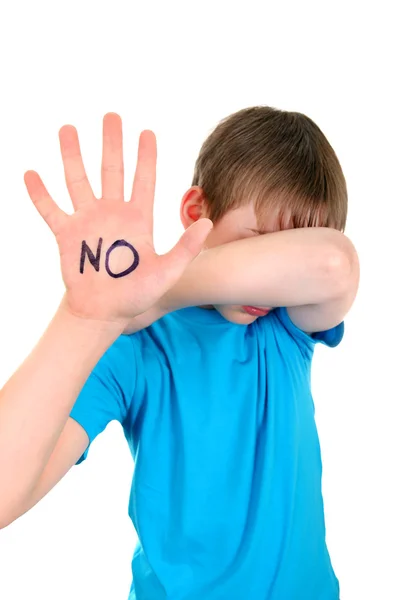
[129,130,157,225]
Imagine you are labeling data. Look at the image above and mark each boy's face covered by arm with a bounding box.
[195,203,274,324]
[159,186,359,332]
[160,197,277,324]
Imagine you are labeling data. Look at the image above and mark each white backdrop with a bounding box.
[0,1,399,599]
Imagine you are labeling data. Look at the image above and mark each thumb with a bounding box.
[159,218,213,283]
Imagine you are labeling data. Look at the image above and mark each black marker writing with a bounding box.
[80,238,103,274]
[79,238,140,278]
[105,240,139,278]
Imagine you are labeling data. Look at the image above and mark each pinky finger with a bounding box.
[24,171,68,235]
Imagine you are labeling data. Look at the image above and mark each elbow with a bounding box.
[326,235,360,300]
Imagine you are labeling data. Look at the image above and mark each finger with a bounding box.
[24,170,68,234]
[129,130,157,228]
[59,125,96,211]
[101,113,124,201]
[158,218,213,283]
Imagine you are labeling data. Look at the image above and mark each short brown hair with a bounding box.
[191,106,347,232]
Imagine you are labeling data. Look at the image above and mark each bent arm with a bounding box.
[163,226,359,331]
[0,299,123,528]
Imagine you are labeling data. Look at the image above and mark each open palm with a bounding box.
[24,114,212,326]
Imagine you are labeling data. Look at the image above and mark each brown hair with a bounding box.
[191,106,347,232]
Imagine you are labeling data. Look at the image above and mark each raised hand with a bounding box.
[24,113,213,327]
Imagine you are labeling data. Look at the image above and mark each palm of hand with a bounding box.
[24,113,212,325]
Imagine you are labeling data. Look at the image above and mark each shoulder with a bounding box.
[256,307,345,360]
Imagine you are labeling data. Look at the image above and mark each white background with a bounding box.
[0,1,399,599]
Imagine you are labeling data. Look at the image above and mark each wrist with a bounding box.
[57,295,126,340]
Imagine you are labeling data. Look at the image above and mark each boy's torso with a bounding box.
[122,307,340,599]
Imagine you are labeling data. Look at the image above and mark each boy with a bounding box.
[0,107,359,599]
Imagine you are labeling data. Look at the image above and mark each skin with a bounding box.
[181,185,289,325]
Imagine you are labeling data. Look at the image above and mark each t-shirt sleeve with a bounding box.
[69,334,137,464]
[273,306,345,359]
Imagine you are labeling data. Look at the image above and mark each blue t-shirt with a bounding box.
[70,306,344,600]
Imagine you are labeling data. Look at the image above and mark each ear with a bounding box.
[180,186,209,229]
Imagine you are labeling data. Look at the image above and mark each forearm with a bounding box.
[164,227,353,310]
[0,299,123,518]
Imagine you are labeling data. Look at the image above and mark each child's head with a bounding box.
[180,105,348,324]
